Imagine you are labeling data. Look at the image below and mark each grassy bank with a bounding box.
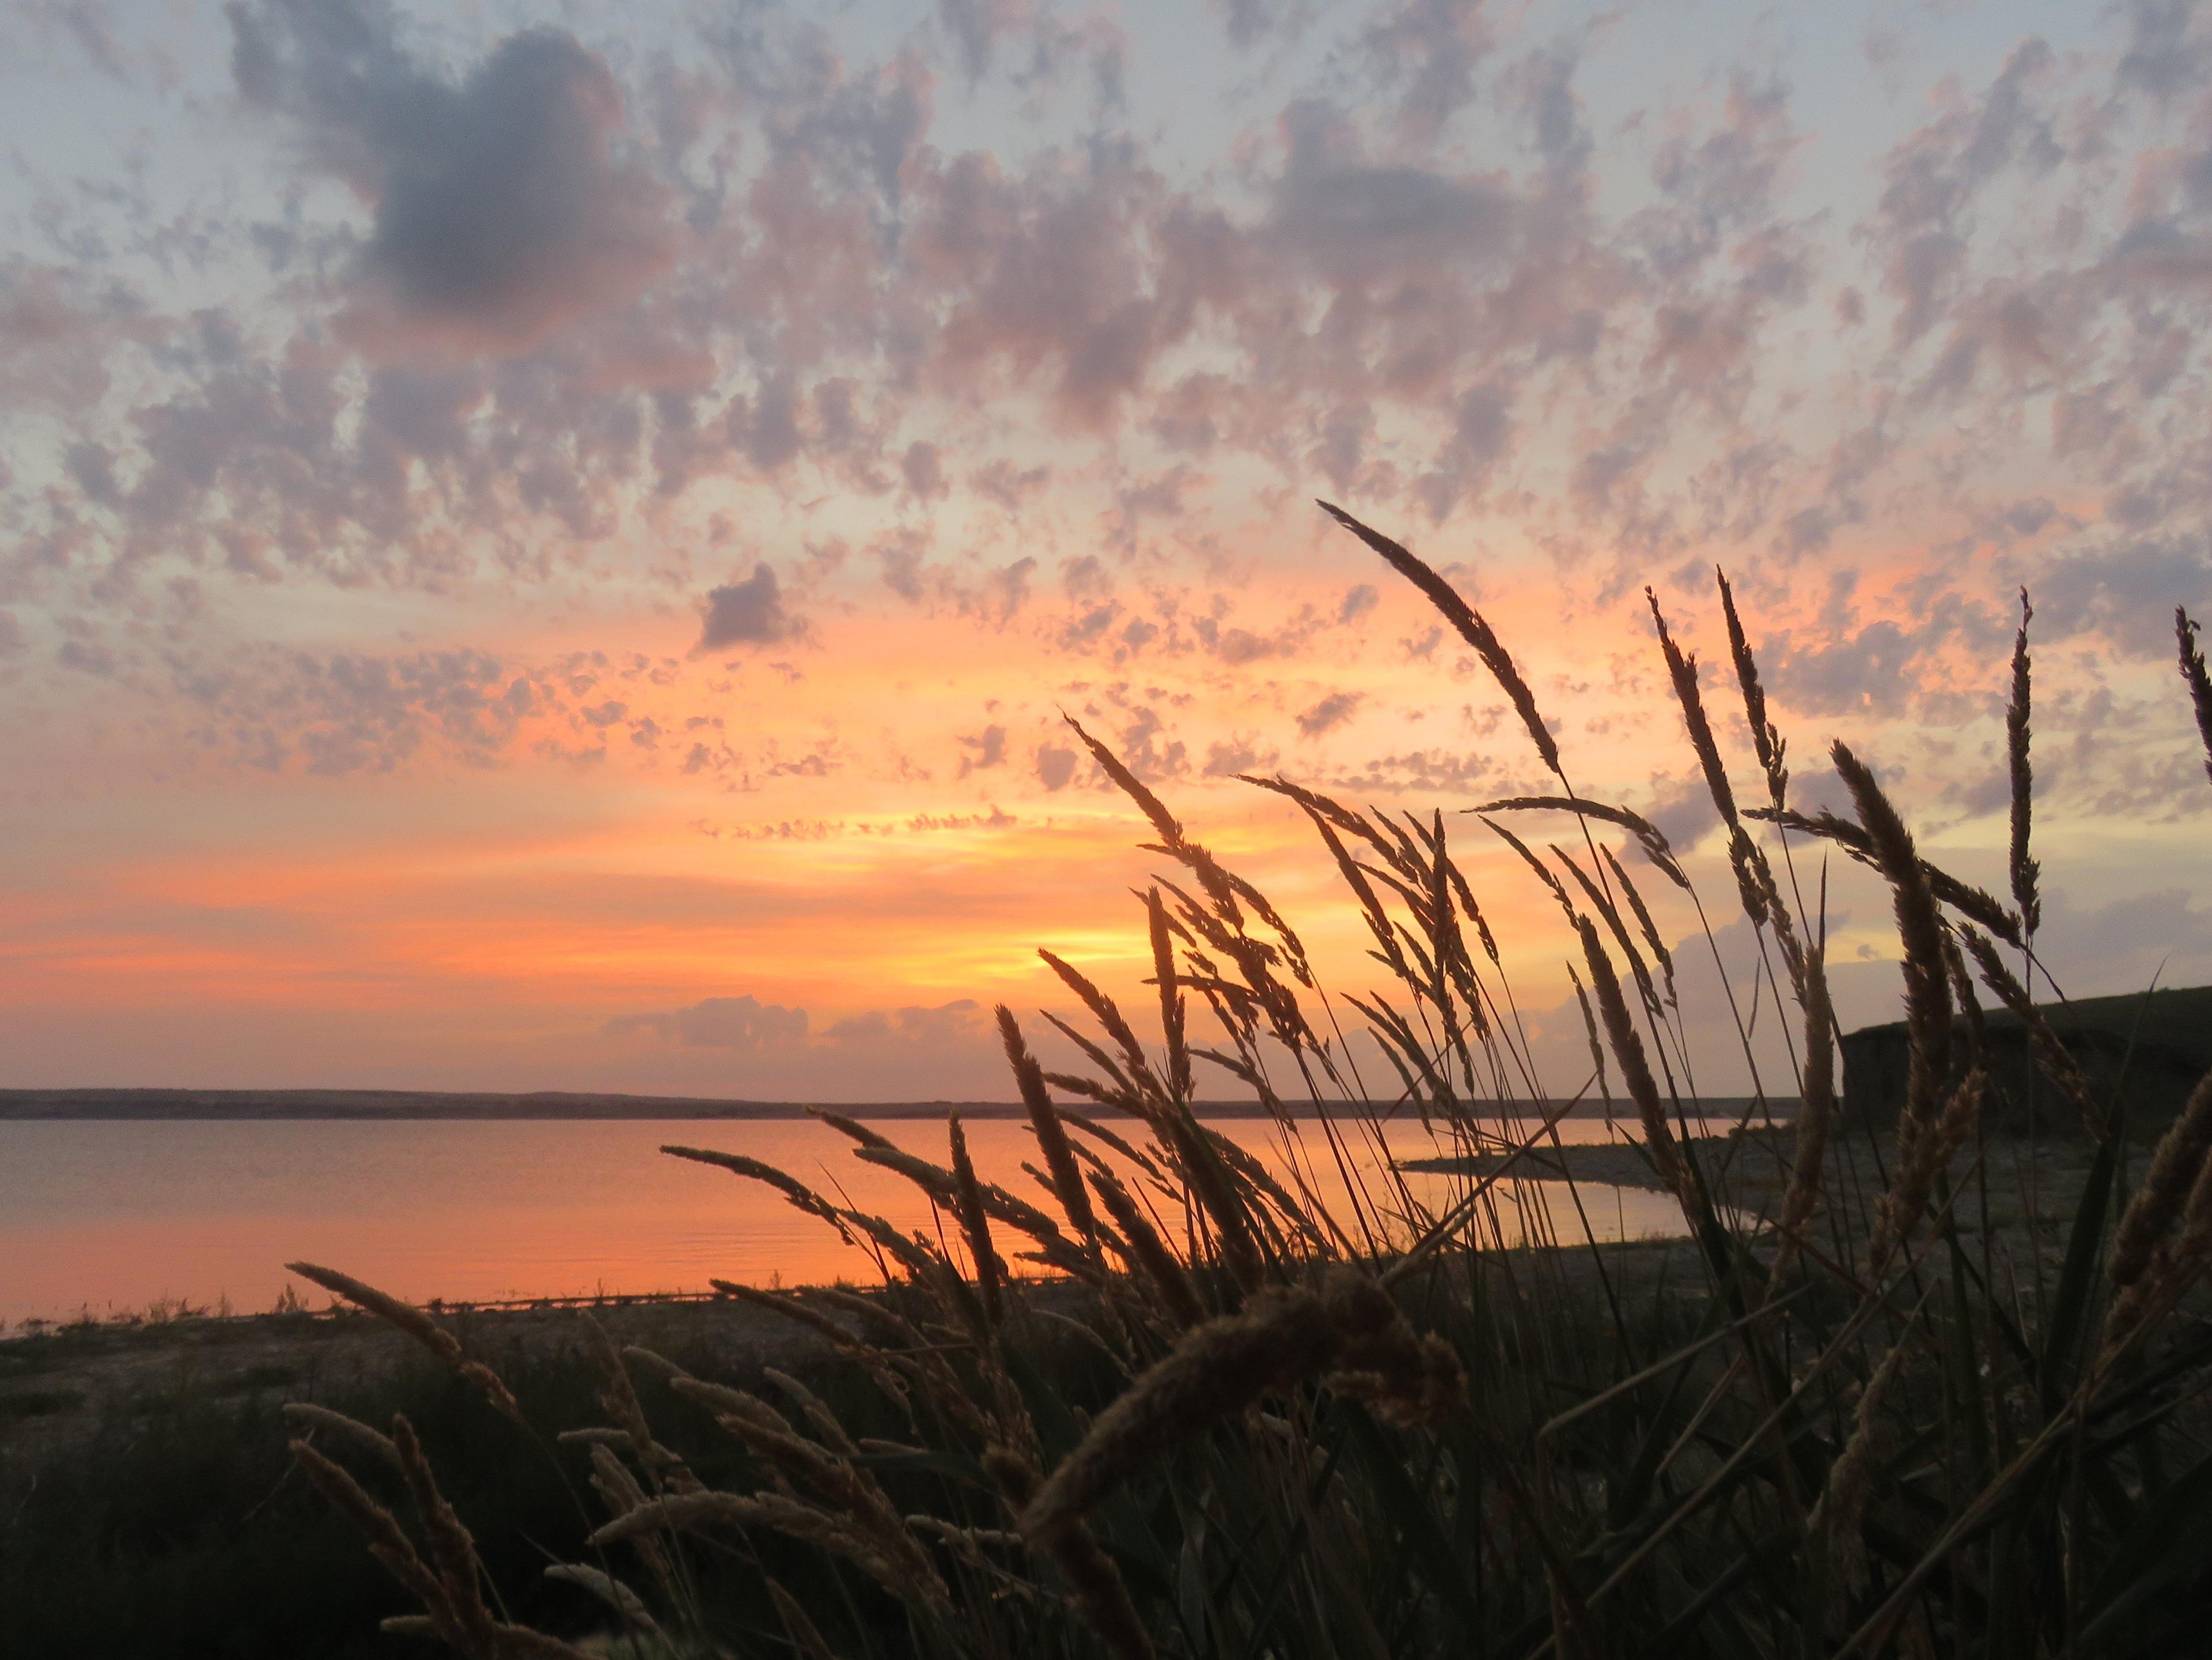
[1,1116,2176,1658]
[0,1300,880,1657]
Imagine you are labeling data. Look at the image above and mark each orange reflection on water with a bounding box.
[0,1116,1699,1325]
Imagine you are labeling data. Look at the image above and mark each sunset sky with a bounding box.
[3,0,2209,1101]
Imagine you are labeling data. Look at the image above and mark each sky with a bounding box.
[2,0,2209,1101]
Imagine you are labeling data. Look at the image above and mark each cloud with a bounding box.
[1296,690,1363,736]
[695,564,803,653]
[229,0,676,357]
[607,994,810,1049]
[901,440,948,499]
[608,993,986,1058]
[1203,735,1271,776]
[969,458,1054,510]
[824,998,986,1044]
[1267,100,1516,287]
[958,723,1007,776]
[0,259,156,414]
[2037,537,2212,656]
[1314,748,1498,795]
[143,641,567,776]
[1035,742,1079,790]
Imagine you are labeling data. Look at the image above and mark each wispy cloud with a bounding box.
[2,0,2209,1091]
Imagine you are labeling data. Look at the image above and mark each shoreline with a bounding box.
[0,1087,1797,1122]
[0,1117,2118,1479]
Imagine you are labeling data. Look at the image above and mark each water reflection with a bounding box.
[0,1114,1713,1325]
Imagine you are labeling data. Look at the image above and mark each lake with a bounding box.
[0,1112,1722,1326]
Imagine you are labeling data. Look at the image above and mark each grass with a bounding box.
[38,516,2212,1658]
[0,1307,923,1657]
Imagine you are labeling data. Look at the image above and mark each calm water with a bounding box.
[0,1114,1707,1326]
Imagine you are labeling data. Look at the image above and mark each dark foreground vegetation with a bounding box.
[11,509,2212,1658]
[0,1300,868,1657]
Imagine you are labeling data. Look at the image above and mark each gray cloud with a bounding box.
[958,723,1007,776]
[607,994,810,1049]
[1268,100,1516,286]
[1296,689,1363,736]
[229,0,675,356]
[12,0,2212,827]
[0,259,156,415]
[603,994,990,1056]
[1035,742,1078,790]
[824,998,985,1044]
[695,564,802,653]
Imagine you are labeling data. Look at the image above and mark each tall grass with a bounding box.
[289,516,2212,1658]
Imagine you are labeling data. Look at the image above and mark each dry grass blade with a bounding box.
[999,1005,1099,1246]
[581,1314,697,1492]
[1567,962,1612,1111]
[1558,843,1662,1020]
[1646,587,1739,831]
[289,1438,458,1636]
[1482,815,1577,924]
[1600,842,1676,1004]
[1062,712,1183,848]
[661,1144,854,1241]
[1201,1124,1332,1253]
[2008,589,2041,937]
[1058,1106,1163,1179]
[948,1113,1006,1325]
[809,1108,894,1149]
[986,1447,1156,1660]
[1239,770,1374,840]
[391,1412,499,1655]
[851,1140,964,1206]
[1022,1270,1444,1539]
[1831,743,1952,1137]
[1957,926,2100,1136]
[543,1563,658,1632]
[2112,1071,2212,1290]
[592,1491,950,1614]
[1771,920,1837,1285]
[1747,805,2024,950]
[1086,1166,1204,1329]
[1319,499,1562,777]
[1809,1337,1910,1627]
[1716,566,1787,810]
[1872,1068,1984,1269]
[1038,948,1166,1105]
[763,1367,860,1456]
[1474,795,1690,890]
[2102,1105,2212,1359]
[286,1261,463,1365]
[2181,607,2212,786]
[1146,888,1192,1105]
[1575,918,1685,1202]
[282,1402,403,1473]
[709,1280,862,1344]
[284,1261,523,1424]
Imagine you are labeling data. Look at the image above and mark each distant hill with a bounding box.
[1840,983,2212,1130]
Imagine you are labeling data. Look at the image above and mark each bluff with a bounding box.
[1839,983,2212,1130]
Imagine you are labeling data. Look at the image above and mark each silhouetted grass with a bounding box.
[135,542,2212,1655]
